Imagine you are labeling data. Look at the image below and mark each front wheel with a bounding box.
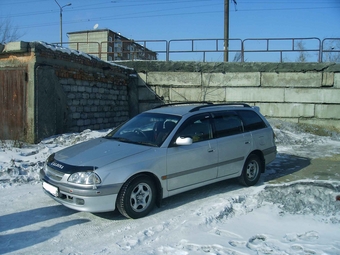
[117,175,156,219]
[238,154,263,186]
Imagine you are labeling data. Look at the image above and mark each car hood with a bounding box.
[54,137,152,168]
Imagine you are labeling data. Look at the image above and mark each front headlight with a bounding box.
[68,172,101,185]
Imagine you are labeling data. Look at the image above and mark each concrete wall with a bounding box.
[0,41,136,143]
[120,61,340,132]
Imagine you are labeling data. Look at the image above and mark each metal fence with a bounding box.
[60,37,340,63]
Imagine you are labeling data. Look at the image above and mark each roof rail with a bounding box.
[153,101,213,109]
[189,103,251,112]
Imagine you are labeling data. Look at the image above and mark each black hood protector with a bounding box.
[47,154,97,174]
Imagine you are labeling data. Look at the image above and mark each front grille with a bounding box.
[45,166,65,181]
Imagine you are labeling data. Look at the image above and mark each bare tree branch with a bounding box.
[295,41,309,62]
[0,17,23,44]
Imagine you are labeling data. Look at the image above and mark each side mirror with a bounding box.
[175,136,193,146]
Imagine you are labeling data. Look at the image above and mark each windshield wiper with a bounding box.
[109,137,157,147]
[106,136,159,147]
[109,137,134,143]
[133,141,158,147]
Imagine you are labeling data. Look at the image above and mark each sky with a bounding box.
[1,0,340,61]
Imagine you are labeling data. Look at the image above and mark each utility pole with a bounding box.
[224,0,229,62]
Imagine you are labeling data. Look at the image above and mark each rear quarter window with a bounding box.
[237,110,267,132]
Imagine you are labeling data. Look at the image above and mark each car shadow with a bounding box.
[154,178,244,216]
[1,219,90,254]
[262,153,311,182]
[0,205,77,232]
[92,209,125,220]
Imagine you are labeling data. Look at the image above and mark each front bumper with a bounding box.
[40,168,122,213]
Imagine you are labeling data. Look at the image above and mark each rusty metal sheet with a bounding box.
[0,68,27,141]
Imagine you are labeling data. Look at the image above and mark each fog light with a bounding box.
[75,198,85,205]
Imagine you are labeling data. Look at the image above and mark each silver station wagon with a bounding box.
[40,102,277,219]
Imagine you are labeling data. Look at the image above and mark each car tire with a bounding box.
[117,175,156,219]
[238,154,263,186]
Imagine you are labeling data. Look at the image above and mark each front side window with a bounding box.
[173,114,212,143]
[106,113,180,147]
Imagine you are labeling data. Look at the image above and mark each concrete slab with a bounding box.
[202,72,260,87]
[257,102,314,118]
[335,73,340,88]
[261,72,322,87]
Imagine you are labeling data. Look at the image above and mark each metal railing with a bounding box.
[242,37,321,62]
[167,38,242,62]
[57,37,340,63]
[67,41,102,58]
[322,38,340,62]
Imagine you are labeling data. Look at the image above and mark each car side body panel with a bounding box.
[165,139,218,191]
[216,132,251,178]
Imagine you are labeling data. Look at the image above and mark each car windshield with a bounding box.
[105,113,181,147]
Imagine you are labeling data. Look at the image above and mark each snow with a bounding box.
[1,120,340,255]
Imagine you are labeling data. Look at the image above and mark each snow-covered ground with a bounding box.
[1,120,340,255]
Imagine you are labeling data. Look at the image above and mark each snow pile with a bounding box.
[0,129,111,188]
[271,119,340,159]
[259,182,340,220]
[39,41,93,60]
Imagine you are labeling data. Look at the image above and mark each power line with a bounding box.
[2,0,339,31]
[0,0,212,18]
[13,5,339,31]
[1,0,211,18]
[3,0,338,19]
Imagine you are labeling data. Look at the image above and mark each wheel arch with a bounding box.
[117,172,163,209]
[248,150,265,173]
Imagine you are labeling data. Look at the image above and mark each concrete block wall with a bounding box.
[120,61,340,132]
[33,42,135,136]
[58,78,128,132]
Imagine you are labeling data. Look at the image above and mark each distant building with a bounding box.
[67,29,157,61]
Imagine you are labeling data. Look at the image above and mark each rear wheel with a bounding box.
[117,175,156,219]
[238,154,263,186]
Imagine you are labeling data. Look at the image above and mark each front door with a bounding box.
[166,114,218,191]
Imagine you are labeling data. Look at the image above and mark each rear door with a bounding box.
[213,111,251,178]
[237,109,277,163]
[165,113,218,191]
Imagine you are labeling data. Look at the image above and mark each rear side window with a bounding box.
[237,110,267,132]
[213,112,243,138]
